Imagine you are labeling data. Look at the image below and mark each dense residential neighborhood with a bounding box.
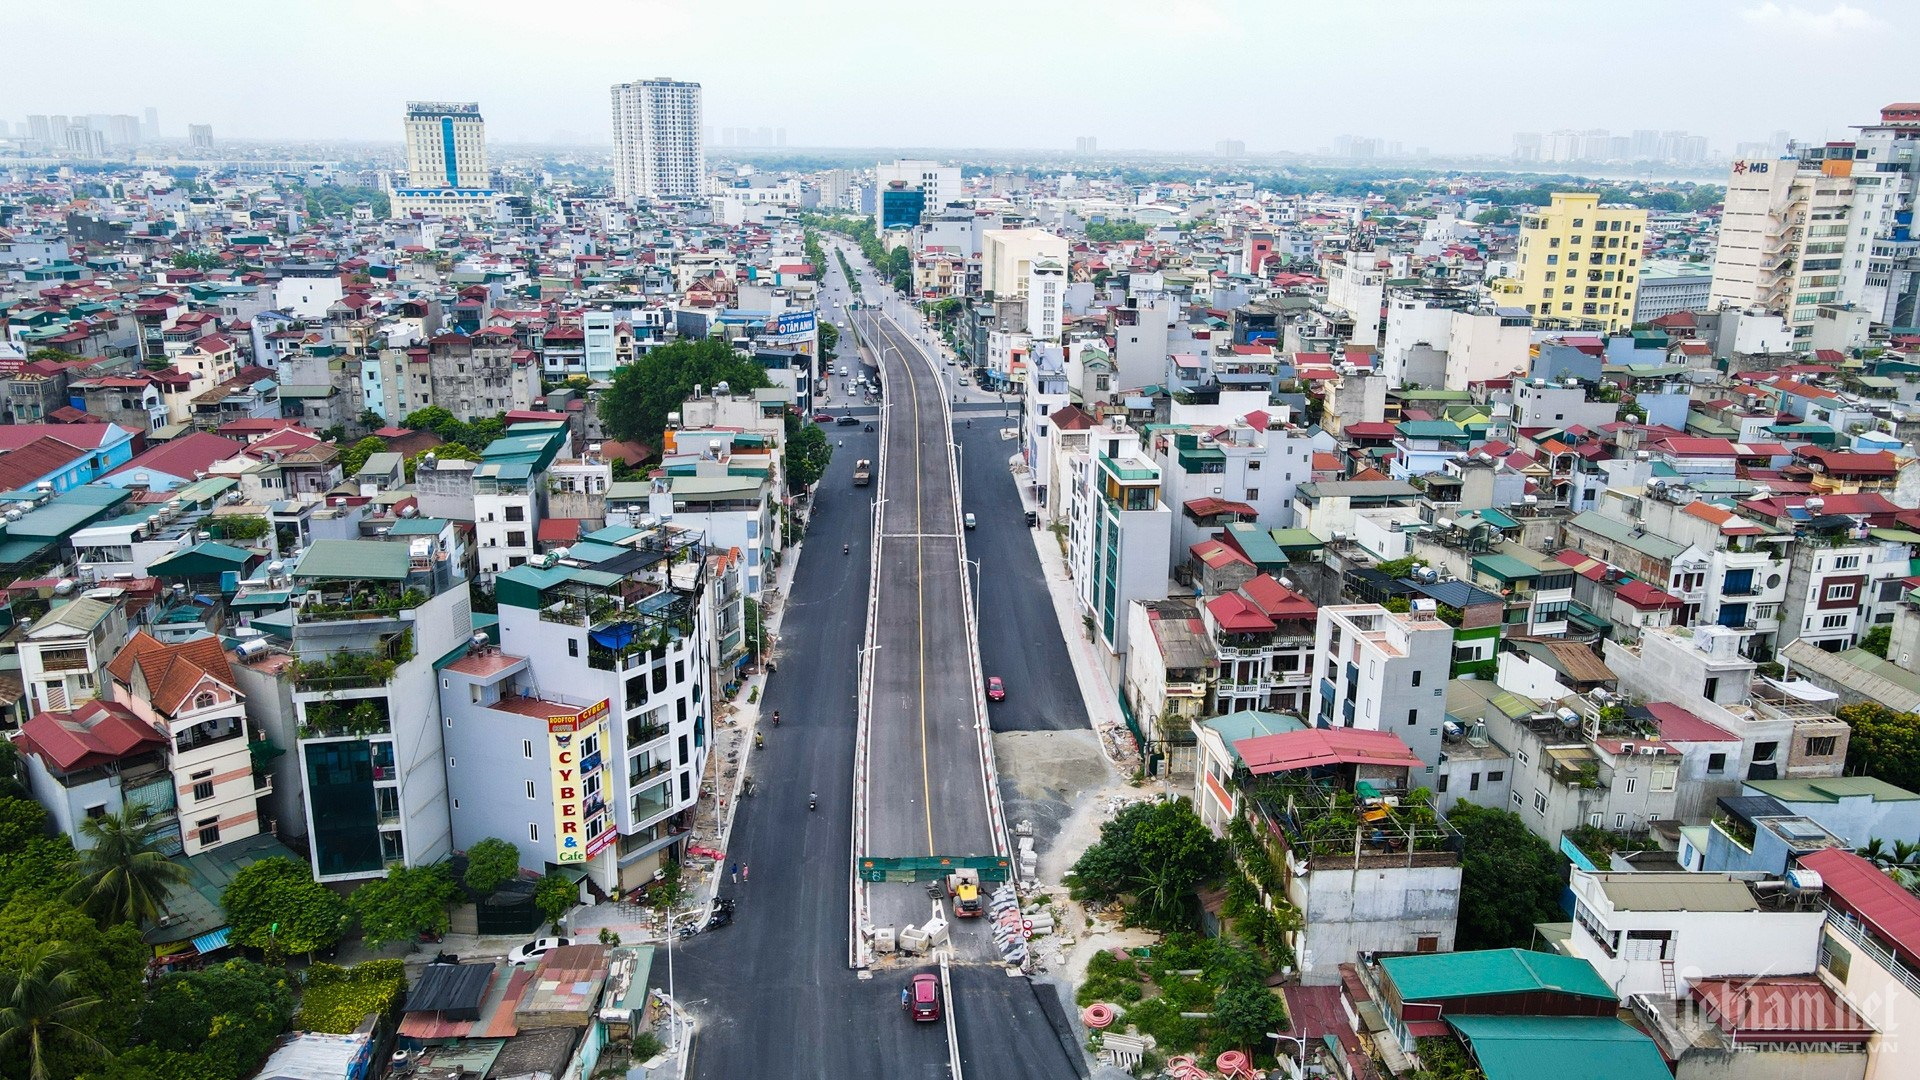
[7,16,1920,1079]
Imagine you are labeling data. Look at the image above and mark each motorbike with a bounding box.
[772,711,780,727]
[864,423,873,432]
[809,792,818,811]
[755,732,764,750]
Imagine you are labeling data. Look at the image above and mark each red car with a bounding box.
[986,676,1005,701]
[812,412,834,423]
[904,973,940,1022]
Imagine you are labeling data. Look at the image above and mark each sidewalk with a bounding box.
[1006,456,1142,773]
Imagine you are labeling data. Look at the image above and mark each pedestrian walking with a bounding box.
[730,863,739,884]
[742,864,750,884]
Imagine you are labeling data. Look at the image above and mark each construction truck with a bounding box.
[945,868,982,917]
[853,459,871,486]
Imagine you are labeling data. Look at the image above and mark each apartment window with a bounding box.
[507,531,526,548]
[1826,583,1855,602]
[1411,670,1422,687]
[1245,488,1259,501]
[525,780,537,799]
[1615,814,1627,828]
[1248,460,1261,471]
[1754,741,1779,762]
[1624,776,1637,793]
[1533,789,1548,814]
[1588,813,1603,827]
[1487,771,1504,782]
[196,691,215,710]
[1822,614,1849,629]
[568,639,579,657]
[1514,749,1529,766]
[505,505,525,522]
[1707,752,1727,774]
[1436,774,1449,793]
[1806,735,1838,757]
[197,817,220,847]
[1834,555,1861,570]
[192,771,214,802]
[529,823,539,843]
[522,739,534,758]
[1407,708,1418,726]
[1704,677,1719,700]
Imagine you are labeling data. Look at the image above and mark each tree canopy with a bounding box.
[61,805,189,928]
[220,857,351,956]
[1838,702,1920,793]
[122,959,295,1080]
[337,436,388,477]
[783,413,833,491]
[349,863,460,949]
[1449,801,1565,949]
[462,838,522,896]
[1068,798,1226,929]
[596,338,771,455]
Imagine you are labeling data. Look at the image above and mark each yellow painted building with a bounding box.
[1516,192,1647,333]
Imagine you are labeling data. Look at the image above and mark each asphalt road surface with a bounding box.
[862,307,997,865]
[954,417,1093,734]
[660,403,1078,1080]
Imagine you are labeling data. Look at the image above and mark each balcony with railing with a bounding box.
[290,632,413,692]
[298,695,392,740]
[37,648,93,673]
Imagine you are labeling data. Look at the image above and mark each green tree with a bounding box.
[1449,802,1564,949]
[221,857,351,957]
[1210,979,1287,1053]
[1838,702,1920,792]
[127,959,294,1080]
[0,899,143,1080]
[1068,798,1226,929]
[60,805,188,928]
[1085,221,1148,242]
[1861,625,1892,659]
[0,945,105,1080]
[533,874,576,930]
[784,417,833,491]
[817,321,839,360]
[463,838,522,895]
[596,338,771,453]
[350,863,460,949]
[337,436,387,477]
[892,270,913,294]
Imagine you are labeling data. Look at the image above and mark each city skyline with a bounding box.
[2,0,1911,154]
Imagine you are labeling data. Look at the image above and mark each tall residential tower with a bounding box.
[611,78,704,202]
[1514,192,1647,334]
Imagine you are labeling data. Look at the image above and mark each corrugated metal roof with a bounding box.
[1445,1015,1671,1080]
[1383,948,1614,1002]
[1592,872,1759,913]
[293,539,410,581]
[1748,776,1920,803]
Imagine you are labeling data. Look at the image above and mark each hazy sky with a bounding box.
[7,0,1914,154]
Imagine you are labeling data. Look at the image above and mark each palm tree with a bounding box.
[1894,839,1920,867]
[61,803,189,928]
[0,944,106,1080]
[1860,838,1889,865]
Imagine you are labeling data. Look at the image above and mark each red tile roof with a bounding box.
[1235,728,1424,775]
[1241,574,1315,620]
[17,699,166,772]
[1190,538,1254,570]
[1183,497,1257,519]
[1800,848,1920,969]
[1207,591,1275,633]
[0,436,87,491]
[106,432,244,481]
[1645,702,1737,743]
[1691,976,1873,1042]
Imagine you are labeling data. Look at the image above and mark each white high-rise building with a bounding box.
[394,101,497,220]
[403,101,488,188]
[876,159,960,213]
[611,78,704,202]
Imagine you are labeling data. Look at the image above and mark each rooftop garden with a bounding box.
[291,632,411,693]
[1564,824,1660,866]
[298,695,391,739]
[298,585,426,621]
[1245,774,1460,861]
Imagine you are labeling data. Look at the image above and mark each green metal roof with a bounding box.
[1445,1015,1671,1080]
[1747,776,1920,803]
[1396,420,1468,438]
[1223,522,1287,567]
[389,517,451,536]
[148,542,254,579]
[560,540,628,566]
[1382,948,1614,1003]
[672,475,764,499]
[1471,553,1539,582]
[494,562,625,611]
[1267,528,1325,551]
[293,539,410,581]
[583,526,642,545]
